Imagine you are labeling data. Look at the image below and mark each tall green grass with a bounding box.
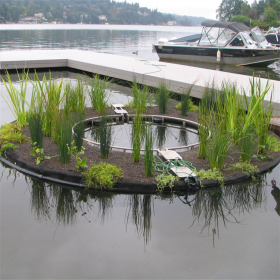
[99,117,112,159]
[144,124,153,177]
[132,78,149,114]
[27,110,44,148]
[156,82,170,114]
[132,114,142,163]
[1,71,30,126]
[89,75,109,115]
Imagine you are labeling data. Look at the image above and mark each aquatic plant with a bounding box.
[63,77,87,116]
[98,117,112,159]
[239,123,257,162]
[132,78,149,114]
[156,81,170,114]
[0,143,19,155]
[1,70,30,127]
[206,119,232,170]
[144,124,153,177]
[30,142,55,165]
[132,114,142,163]
[32,71,64,138]
[196,168,224,187]
[0,123,27,144]
[226,162,259,178]
[89,75,110,115]
[155,173,179,192]
[266,135,280,152]
[67,141,88,170]
[83,162,123,189]
[57,115,72,164]
[27,110,44,149]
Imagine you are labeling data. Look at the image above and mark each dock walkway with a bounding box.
[0,49,279,115]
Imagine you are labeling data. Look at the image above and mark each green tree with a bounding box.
[264,5,278,23]
[241,2,251,16]
[231,14,251,26]
[216,0,244,21]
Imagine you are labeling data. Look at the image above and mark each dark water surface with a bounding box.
[0,26,280,279]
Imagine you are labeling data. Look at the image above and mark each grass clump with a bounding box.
[196,168,224,187]
[174,98,199,113]
[89,75,110,115]
[27,111,44,149]
[156,82,170,114]
[226,162,259,178]
[83,162,123,189]
[0,123,27,144]
[99,117,112,159]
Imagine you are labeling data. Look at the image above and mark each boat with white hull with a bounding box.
[153,21,280,67]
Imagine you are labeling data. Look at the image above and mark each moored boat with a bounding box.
[265,26,280,47]
[153,20,280,67]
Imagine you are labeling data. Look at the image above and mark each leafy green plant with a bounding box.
[83,162,123,189]
[30,142,53,165]
[266,135,280,152]
[67,141,88,170]
[0,123,27,144]
[196,168,224,187]
[0,143,19,155]
[252,153,272,162]
[227,162,259,177]
[174,98,199,112]
[155,173,179,192]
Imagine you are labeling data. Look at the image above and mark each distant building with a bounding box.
[98,15,107,21]
[167,21,177,26]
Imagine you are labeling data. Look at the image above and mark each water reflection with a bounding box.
[271,179,280,216]
[19,170,272,247]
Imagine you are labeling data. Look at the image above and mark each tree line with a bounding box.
[0,0,177,25]
[217,0,280,28]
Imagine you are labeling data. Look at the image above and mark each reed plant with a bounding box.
[132,78,149,114]
[98,116,112,159]
[156,82,170,114]
[242,78,273,155]
[239,123,257,162]
[89,75,109,115]
[198,91,211,159]
[180,91,190,116]
[144,124,153,177]
[27,109,44,148]
[155,125,167,150]
[73,119,85,152]
[206,118,232,171]
[1,71,29,126]
[64,77,86,116]
[32,72,64,138]
[57,114,72,164]
[132,114,142,163]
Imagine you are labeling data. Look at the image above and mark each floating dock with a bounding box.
[0,49,280,116]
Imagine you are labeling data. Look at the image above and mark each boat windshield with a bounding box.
[251,27,266,43]
[199,27,234,46]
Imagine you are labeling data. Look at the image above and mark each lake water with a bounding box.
[0,25,280,279]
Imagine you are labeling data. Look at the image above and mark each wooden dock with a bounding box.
[0,49,280,116]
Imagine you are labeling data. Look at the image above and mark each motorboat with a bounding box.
[265,26,280,47]
[153,20,280,67]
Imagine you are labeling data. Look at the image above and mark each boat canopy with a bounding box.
[201,20,250,33]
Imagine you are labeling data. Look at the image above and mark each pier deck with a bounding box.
[0,49,279,115]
